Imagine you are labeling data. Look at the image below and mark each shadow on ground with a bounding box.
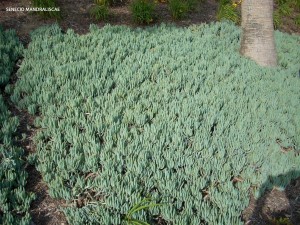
[243,170,300,225]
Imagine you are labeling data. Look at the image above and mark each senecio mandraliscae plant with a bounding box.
[0,26,23,85]
[0,27,35,225]
[10,22,300,224]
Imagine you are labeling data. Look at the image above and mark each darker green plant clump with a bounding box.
[31,0,61,19]
[169,0,189,20]
[169,0,200,20]
[11,22,300,224]
[0,27,34,225]
[90,4,110,21]
[0,27,23,86]
[130,0,156,24]
[274,0,300,28]
[216,0,300,29]
[216,0,240,24]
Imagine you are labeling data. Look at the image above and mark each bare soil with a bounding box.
[243,178,300,225]
[0,1,300,225]
[0,0,219,44]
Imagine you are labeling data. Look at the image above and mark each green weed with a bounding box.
[186,0,199,11]
[295,15,300,27]
[278,3,292,16]
[130,0,155,24]
[90,4,109,21]
[270,217,293,225]
[273,9,282,29]
[123,197,164,225]
[31,0,61,19]
[216,3,240,24]
[169,0,189,19]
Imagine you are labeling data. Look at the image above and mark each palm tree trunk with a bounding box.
[240,0,277,67]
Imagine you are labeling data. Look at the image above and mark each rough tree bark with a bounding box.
[240,0,278,67]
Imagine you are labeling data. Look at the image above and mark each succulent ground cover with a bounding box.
[0,27,34,225]
[9,22,300,224]
[0,27,23,85]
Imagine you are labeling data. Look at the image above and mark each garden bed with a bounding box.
[4,22,300,224]
[1,1,300,224]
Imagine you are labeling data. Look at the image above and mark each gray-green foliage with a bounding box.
[0,97,34,225]
[0,27,23,85]
[0,27,34,225]
[11,22,300,224]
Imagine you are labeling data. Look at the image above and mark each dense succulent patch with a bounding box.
[0,27,23,85]
[0,27,34,225]
[11,22,300,224]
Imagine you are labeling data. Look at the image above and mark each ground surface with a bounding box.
[0,0,219,44]
[0,0,300,225]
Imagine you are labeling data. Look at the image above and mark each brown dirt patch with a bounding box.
[0,0,218,43]
[243,176,300,225]
[26,165,68,225]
